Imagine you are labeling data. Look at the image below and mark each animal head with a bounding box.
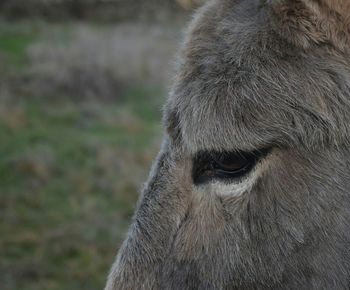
[106,0,350,289]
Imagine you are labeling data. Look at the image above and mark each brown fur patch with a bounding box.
[270,0,350,50]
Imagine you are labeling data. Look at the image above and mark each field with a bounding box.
[0,19,182,290]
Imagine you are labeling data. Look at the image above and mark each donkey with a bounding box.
[105,0,350,289]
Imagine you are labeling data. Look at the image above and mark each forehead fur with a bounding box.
[165,0,350,153]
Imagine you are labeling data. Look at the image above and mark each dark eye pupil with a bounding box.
[211,153,256,179]
[192,149,269,185]
[212,154,250,172]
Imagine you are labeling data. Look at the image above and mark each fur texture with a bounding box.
[105,0,350,289]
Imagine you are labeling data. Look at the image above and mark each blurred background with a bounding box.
[0,1,203,289]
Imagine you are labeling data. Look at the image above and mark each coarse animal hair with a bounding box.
[105,0,350,289]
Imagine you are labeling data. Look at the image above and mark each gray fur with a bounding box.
[105,0,350,289]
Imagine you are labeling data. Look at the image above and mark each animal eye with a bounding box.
[211,153,256,178]
[192,149,269,185]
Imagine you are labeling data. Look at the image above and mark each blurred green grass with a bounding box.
[0,20,164,290]
[0,22,38,67]
[0,34,33,57]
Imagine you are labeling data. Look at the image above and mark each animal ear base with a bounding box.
[265,0,350,16]
[264,0,350,50]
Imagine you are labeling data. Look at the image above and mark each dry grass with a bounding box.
[0,0,186,22]
[176,0,206,9]
[24,23,182,101]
